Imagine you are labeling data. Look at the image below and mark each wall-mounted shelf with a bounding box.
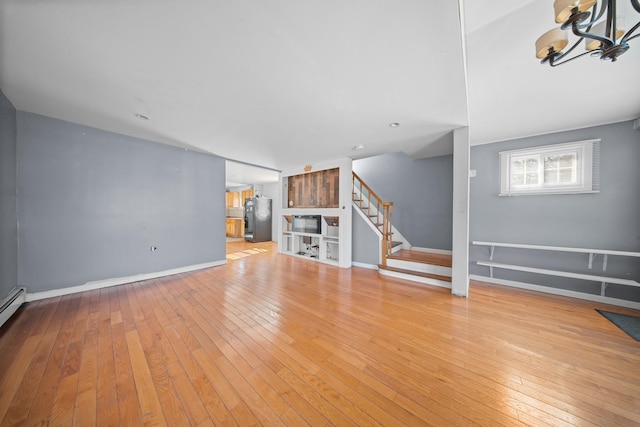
[473,241,640,297]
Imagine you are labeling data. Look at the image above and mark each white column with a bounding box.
[451,127,470,297]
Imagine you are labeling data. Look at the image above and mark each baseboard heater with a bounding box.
[0,287,27,329]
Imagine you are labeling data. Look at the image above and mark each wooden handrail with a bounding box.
[352,172,394,266]
[352,172,385,205]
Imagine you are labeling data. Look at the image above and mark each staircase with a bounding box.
[382,250,452,288]
[352,172,452,289]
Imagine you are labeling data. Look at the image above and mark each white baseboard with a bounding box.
[469,274,640,310]
[351,262,378,270]
[25,260,226,302]
[410,247,452,255]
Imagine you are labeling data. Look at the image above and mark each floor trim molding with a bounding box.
[470,274,640,310]
[25,260,226,302]
[351,262,378,270]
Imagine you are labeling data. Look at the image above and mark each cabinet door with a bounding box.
[226,192,241,207]
[226,219,244,237]
[241,189,254,206]
[226,192,238,208]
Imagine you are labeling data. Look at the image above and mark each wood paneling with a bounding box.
[288,168,339,208]
[1,240,640,426]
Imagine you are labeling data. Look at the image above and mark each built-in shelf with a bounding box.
[278,159,352,268]
[280,215,341,264]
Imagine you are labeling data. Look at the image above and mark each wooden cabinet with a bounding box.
[226,189,254,208]
[241,189,254,205]
[226,192,240,208]
[226,219,244,237]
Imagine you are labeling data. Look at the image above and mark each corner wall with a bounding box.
[0,91,18,298]
[17,112,226,293]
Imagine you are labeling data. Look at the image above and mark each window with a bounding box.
[499,139,600,196]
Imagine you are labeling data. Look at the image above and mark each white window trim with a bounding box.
[499,139,600,196]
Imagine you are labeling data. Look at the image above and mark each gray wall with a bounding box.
[0,91,18,298]
[353,152,453,250]
[352,207,380,266]
[470,120,640,302]
[17,112,226,293]
[260,182,279,241]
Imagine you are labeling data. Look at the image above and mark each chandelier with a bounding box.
[535,0,640,66]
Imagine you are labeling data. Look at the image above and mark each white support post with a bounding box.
[588,252,595,269]
[603,254,608,272]
[489,245,495,261]
[451,127,470,297]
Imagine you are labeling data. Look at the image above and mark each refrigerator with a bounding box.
[244,197,272,242]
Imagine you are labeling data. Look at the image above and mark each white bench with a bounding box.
[472,241,640,297]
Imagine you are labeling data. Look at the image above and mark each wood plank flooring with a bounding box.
[1,241,639,426]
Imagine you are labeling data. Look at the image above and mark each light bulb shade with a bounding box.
[554,0,596,23]
[536,28,569,58]
[584,18,626,50]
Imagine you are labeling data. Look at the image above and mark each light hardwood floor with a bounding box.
[1,241,639,426]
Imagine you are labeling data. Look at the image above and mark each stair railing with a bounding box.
[352,172,393,266]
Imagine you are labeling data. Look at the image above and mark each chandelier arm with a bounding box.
[571,6,606,30]
[621,20,640,43]
[549,49,594,66]
[548,37,586,64]
[606,0,616,42]
[580,1,607,28]
[570,23,613,47]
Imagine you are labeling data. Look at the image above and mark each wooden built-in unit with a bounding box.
[278,159,352,268]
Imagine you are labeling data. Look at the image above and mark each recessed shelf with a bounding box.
[280,214,340,266]
[278,160,351,268]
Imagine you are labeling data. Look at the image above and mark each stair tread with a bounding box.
[387,250,452,267]
[379,265,452,282]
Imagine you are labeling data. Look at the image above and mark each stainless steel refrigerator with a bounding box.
[244,197,272,242]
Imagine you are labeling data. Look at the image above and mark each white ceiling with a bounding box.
[1,1,639,185]
[465,0,640,145]
[226,160,278,188]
